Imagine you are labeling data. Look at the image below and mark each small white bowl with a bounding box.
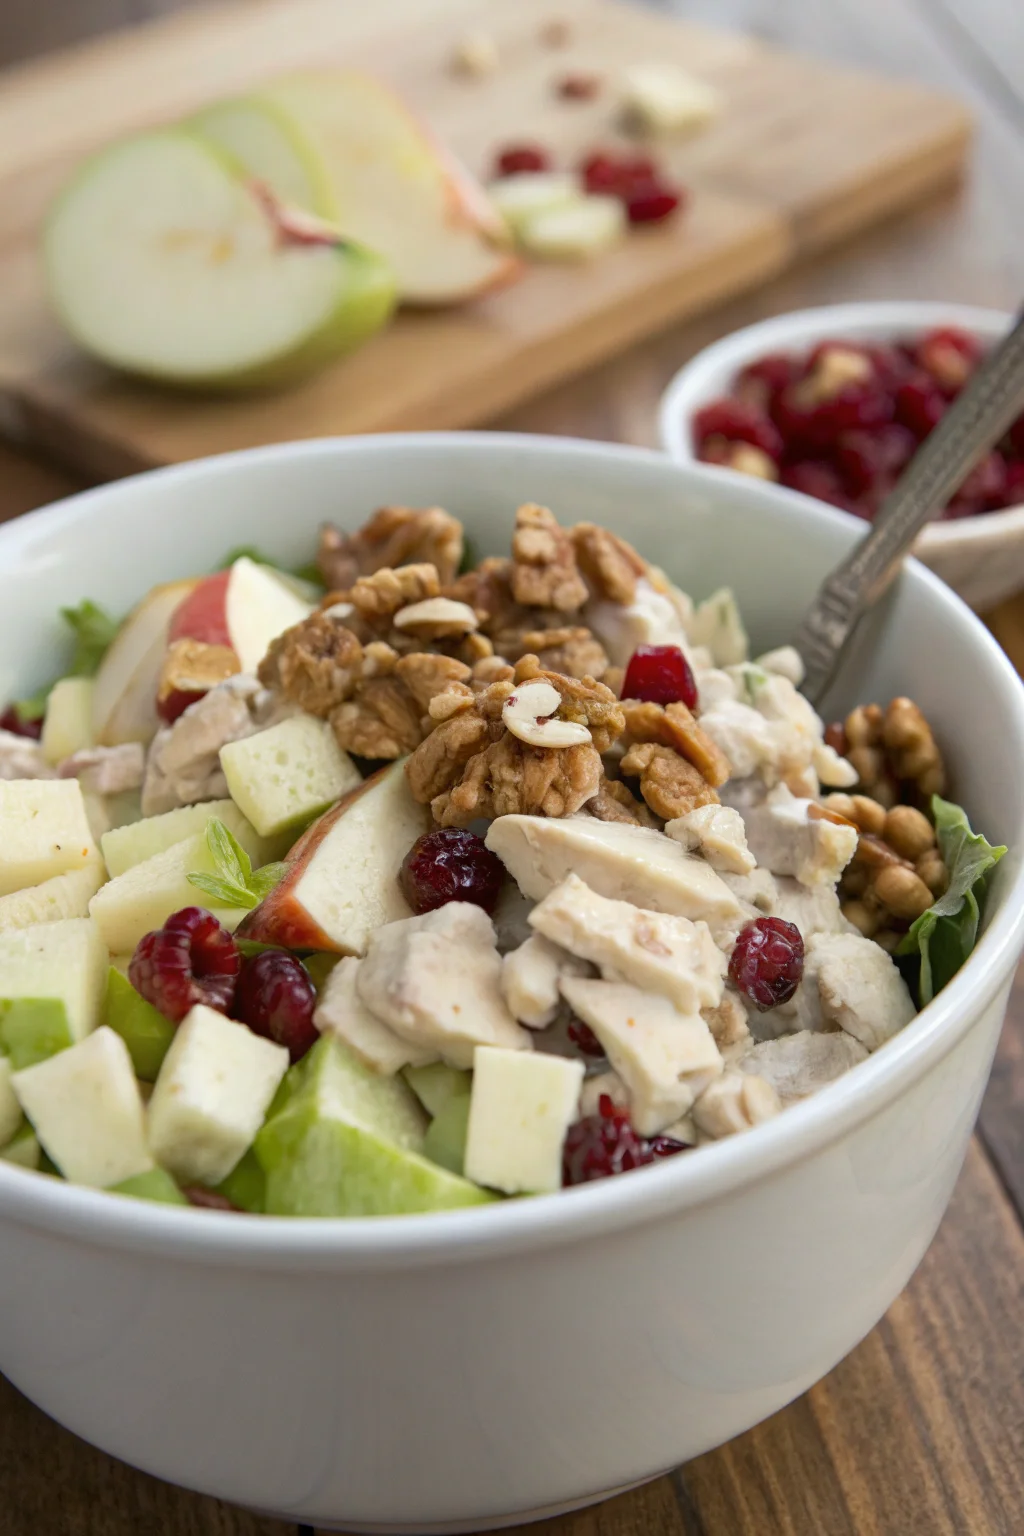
[658,302,1022,611]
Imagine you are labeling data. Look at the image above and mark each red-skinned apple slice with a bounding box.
[237,761,430,954]
[170,557,312,674]
[92,578,199,747]
[169,571,232,649]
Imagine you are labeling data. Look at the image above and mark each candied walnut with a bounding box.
[331,677,424,759]
[586,776,659,828]
[620,741,720,821]
[839,697,945,806]
[318,506,464,589]
[621,699,730,787]
[258,612,362,717]
[445,557,518,628]
[394,652,472,711]
[406,712,498,804]
[512,656,624,751]
[512,625,609,680]
[572,523,647,605]
[348,563,440,625]
[510,504,588,612]
[471,655,515,689]
[434,734,602,827]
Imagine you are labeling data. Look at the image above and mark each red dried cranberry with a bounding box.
[693,398,783,461]
[579,150,656,196]
[234,951,317,1062]
[945,451,1008,519]
[624,181,683,225]
[400,828,504,915]
[729,917,805,1011]
[809,384,894,451]
[567,1019,604,1057]
[1005,460,1024,504]
[735,353,794,408]
[621,644,698,708]
[183,1185,241,1211]
[156,688,205,725]
[129,907,241,1023]
[556,72,602,100]
[494,144,551,177]
[824,720,849,755]
[0,706,42,740]
[895,374,946,439]
[562,1094,689,1185]
[915,326,981,394]
[781,460,852,512]
[1008,414,1024,460]
[836,424,916,497]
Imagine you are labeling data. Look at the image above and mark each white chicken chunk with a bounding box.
[530,874,726,1014]
[59,744,145,797]
[314,956,439,1074]
[356,903,532,1070]
[560,975,722,1135]
[500,933,590,1028]
[584,576,697,667]
[805,932,916,1051]
[0,730,55,780]
[142,676,262,815]
[721,865,779,914]
[701,989,751,1050]
[739,1029,868,1102]
[665,803,755,875]
[691,1070,781,1138]
[742,784,857,886]
[772,876,853,939]
[755,646,804,686]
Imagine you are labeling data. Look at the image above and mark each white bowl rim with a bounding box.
[0,431,1022,1272]
[657,300,1020,549]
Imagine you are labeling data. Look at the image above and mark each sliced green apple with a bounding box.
[41,677,95,763]
[111,1166,189,1206]
[0,1121,41,1171]
[45,128,397,388]
[220,712,361,837]
[104,967,176,1081]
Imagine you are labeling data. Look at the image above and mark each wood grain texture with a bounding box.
[0,0,972,478]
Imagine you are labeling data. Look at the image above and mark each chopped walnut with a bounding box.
[619,741,720,820]
[621,699,731,786]
[347,563,440,626]
[512,656,624,751]
[258,612,362,717]
[433,734,602,827]
[394,652,472,711]
[318,507,464,590]
[512,625,609,680]
[510,504,588,612]
[158,639,239,708]
[586,776,659,828]
[572,523,647,605]
[331,677,425,760]
[445,557,518,629]
[406,712,498,805]
[471,656,515,689]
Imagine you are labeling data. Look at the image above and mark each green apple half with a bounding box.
[44,128,397,387]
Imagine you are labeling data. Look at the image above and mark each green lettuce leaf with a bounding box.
[13,599,119,721]
[898,796,1006,1004]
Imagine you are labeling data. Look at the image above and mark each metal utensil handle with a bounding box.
[797,308,1024,702]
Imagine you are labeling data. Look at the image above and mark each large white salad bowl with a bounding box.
[0,434,1021,1534]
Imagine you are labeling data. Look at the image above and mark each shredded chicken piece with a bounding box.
[692,1071,780,1138]
[142,676,262,814]
[572,523,647,604]
[318,506,464,589]
[701,990,751,1050]
[619,741,720,820]
[59,744,144,797]
[0,730,55,780]
[510,504,588,612]
[258,612,363,717]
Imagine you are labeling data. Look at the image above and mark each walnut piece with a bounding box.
[318,507,464,590]
[406,712,498,804]
[395,652,472,712]
[433,734,602,827]
[619,741,720,820]
[331,677,425,759]
[347,563,440,625]
[572,523,647,604]
[513,656,624,751]
[586,776,659,828]
[512,625,609,680]
[258,612,362,717]
[510,504,588,612]
[621,699,731,786]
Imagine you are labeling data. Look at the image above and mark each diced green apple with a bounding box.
[518,195,626,261]
[0,1121,41,1170]
[0,1057,23,1146]
[0,917,108,1066]
[104,967,175,1081]
[0,779,99,896]
[220,712,361,837]
[255,1035,493,1216]
[13,1026,152,1188]
[147,1003,289,1186]
[91,579,200,747]
[464,1047,584,1195]
[41,677,95,763]
[89,832,245,954]
[422,1091,471,1176]
[45,129,397,388]
[111,1166,188,1205]
[403,1062,471,1119]
[100,797,281,878]
[215,1146,266,1212]
[488,173,583,236]
[0,861,106,931]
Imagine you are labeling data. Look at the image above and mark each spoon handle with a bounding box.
[796,308,1024,705]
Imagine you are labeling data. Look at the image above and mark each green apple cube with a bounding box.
[0,780,98,896]
[256,1035,494,1216]
[0,1056,23,1146]
[0,917,107,1066]
[147,1004,289,1186]
[0,861,106,931]
[0,1121,41,1170]
[220,713,361,837]
[216,1146,266,1213]
[105,967,175,1081]
[89,832,244,955]
[41,677,95,763]
[464,1047,585,1195]
[404,1062,472,1119]
[422,1091,471,1177]
[111,1167,188,1206]
[101,798,282,878]
[13,1026,152,1188]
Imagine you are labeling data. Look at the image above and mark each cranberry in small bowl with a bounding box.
[658,302,1024,611]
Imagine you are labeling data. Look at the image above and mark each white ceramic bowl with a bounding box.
[1,434,1023,1535]
[658,302,1022,611]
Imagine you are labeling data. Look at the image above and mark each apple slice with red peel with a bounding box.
[237,761,430,954]
[92,578,199,747]
[169,571,232,649]
[171,557,312,674]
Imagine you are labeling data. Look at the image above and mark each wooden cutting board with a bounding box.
[0,0,970,480]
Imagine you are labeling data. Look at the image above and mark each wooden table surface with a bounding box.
[0,1,1023,1533]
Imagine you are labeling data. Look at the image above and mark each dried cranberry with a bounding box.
[0,706,42,740]
[621,644,698,708]
[735,353,794,408]
[157,688,204,725]
[693,398,782,461]
[624,181,683,225]
[562,1094,690,1185]
[494,144,551,177]
[234,951,317,1062]
[129,907,241,1023]
[567,1019,605,1057]
[580,150,657,196]
[729,917,804,1011]
[1005,460,1024,504]
[809,384,893,451]
[781,460,852,512]
[1008,414,1024,460]
[556,72,602,100]
[945,450,1008,519]
[400,828,504,915]
[895,374,946,439]
[836,424,916,497]
[915,326,981,394]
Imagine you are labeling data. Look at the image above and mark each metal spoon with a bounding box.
[795,308,1024,706]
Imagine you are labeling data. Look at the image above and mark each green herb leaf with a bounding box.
[205,818,252,889]
[897,796,1006,1004]
[60,599,119,678]
[290,560,325,588]
[248,862,289,900]
[457,536,479,576]
[186,872,258,909]
[11,687,51,724]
